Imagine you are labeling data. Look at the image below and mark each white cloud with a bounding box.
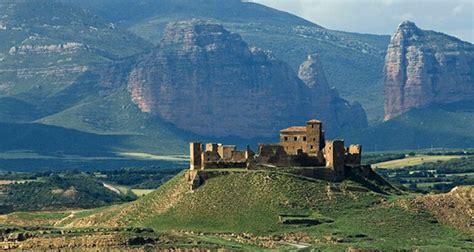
[249,0,474,42]
[452,4,463,15]
[392,13,414,22]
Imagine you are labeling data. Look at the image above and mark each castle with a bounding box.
[189,119,363,180]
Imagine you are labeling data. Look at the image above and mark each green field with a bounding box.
[118,152,188,161]
[131,189,155,197]
[376,155,474,192]
[372,155,466,169]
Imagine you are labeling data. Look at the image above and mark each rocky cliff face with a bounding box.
[128,20,367,138]
[384,21,474,120]
[298,54,368,132]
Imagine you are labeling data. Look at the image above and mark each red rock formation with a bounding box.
[128,20,367,138]
[384,21,474,121]
[298,54,368,132]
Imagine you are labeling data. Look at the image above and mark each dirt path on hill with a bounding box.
[54,211,78,227]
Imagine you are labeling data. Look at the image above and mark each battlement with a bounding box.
[190,143,255,170]
[189,119,364,181]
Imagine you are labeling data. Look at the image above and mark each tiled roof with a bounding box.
[307,119,321,123]
[280,126,306,133]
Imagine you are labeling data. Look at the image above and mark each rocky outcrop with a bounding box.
[128,20,367,138]
[412,186,473,234]
[384,21,474,120]
[298,54,368,132]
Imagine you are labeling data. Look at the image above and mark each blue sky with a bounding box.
[250,0,473,42]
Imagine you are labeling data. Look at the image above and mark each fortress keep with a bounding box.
[189,119,363,180]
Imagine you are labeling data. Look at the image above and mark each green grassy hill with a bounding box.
[0,173,135,214]
[66,170,471,250]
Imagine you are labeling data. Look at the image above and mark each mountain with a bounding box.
[384,21,474,120]
[344,21,474,150]
[0,1,472,156]
[345,101,474,151]
[127,20,367,138]
[0,1,192,156]
[0,1,367,158]
[61,0,391,122]
[0,0,150,103]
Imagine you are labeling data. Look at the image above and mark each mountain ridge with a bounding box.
[60,0,390,121]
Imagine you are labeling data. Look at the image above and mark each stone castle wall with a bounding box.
[188,119,363,181]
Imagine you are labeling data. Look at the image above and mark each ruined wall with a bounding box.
[231,150,246,162]
[279,167,345,182]
[201,151,221,169]
[190,142,203,170]
[257,144,290,166]
[346,144,362,165]
[218,145,236,160]
[206,143,219,153]
[324,140,346,175]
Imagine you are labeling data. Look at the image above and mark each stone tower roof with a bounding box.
[280,126,306,133]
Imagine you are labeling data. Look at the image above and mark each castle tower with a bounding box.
[324,140,345,176]
[306,119,323,156]
[190,142,203,170]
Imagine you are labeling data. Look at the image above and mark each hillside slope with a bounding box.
[412,186,473,234]
[345,102,474,151]
[68,170,471,250]
[0,0,199,156]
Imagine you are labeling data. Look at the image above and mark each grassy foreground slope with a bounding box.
[68,171,471,250]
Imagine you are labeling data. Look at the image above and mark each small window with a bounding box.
[303,137,307,141]
[310,145,314,149]
[311,124,314,128]
[294,137,297,141]
[284,136,288,141]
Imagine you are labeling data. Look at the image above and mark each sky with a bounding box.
[250,0,474,43]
